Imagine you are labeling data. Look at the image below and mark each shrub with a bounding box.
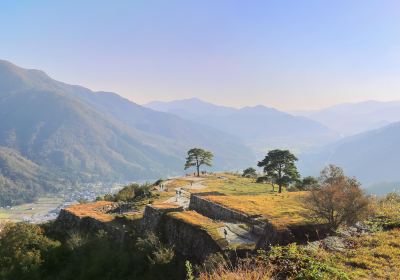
[198,257,271,280]
[264,244,349,279]
[242,167,257,178]
[109,183,153,202]
[296,176,319,191]
[305,165,371,230]
[0,223,60,280]
[199,245,349,280]
[369,192,400,229]
[136,233,175,265]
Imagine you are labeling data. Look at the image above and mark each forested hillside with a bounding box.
[0,60,254,205]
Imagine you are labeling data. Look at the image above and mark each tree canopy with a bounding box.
[184,148,213,176]
[296,176,319,191]
[257,149,299,193]
[242,167,257,178]
[305,165,371,230]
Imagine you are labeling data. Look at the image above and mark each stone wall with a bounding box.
[141,204,224,261]
[163,214,223,261]
[141,204,183,233]
[56,208,107,233]
[189,194,267,236]
[55,208,130,242]
[189,194,252,223]
[189,194,326,249]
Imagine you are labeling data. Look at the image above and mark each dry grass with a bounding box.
[196,173,276,195]
[168,211,226,246]
[199,260,272,280]
[372,193,400,227]
[119,212,143,221]
[166,178,193,189]
[65,201,116,223]
[151,202,181,209]
[320,229,400,279]
[205,192,312,229]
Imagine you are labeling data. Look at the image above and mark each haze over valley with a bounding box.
[0,57,398,211]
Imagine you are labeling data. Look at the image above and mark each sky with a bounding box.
[1,0,400,110]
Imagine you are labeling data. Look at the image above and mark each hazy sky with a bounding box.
[1,1,400,110]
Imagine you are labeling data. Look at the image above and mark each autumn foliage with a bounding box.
[306,165,371,230]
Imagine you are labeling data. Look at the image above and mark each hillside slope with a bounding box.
[0,60,254,205]
[296,100,400,136]
[298,121,400,190]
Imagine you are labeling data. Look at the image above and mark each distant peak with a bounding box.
[241,104,275,111]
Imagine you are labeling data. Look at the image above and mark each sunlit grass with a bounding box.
[196,173,277,195]
[320,229,400,279]
[168,211,227,246]
[65,201,116,223]
[167,178,194,189]
[204,192,311,229]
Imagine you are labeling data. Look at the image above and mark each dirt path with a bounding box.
[218,222,257,245]
[163,176,207,209]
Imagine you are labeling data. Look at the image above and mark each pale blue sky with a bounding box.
[1,1,400,110]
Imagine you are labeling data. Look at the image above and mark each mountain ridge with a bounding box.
[145,98,339,153]
[295,100,400,136]
[0,60,255,205]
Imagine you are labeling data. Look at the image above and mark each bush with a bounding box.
[0,223,60,280]
[242,167,257,179]
[198,245,348,280]
[296,176,319,191]
[104,183,153,202]
[264,244,349,279]
[198,257,271,280]
[369,192,400,229]
[305,165,371,230]
[136,233,175,265]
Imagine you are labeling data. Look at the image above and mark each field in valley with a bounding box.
[0,196,64,223]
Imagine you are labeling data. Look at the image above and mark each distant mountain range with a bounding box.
[146,98,339,153]
[1,58,400,204]
[148,98,400,193]
[294,100,400,192]
[298,121,400,192]
[295,100,400,136]
[0,60,254,205]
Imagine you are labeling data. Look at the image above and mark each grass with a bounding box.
[65,201,116,223]
[166,178,194,189]
[152,190,177,203]
[315,229,400,279]
[196,173,276,196]
[369,192,400,229]
[0,196,63,222]
[167,211,227,247]
[204,192,312,229]
[151,202,181,209]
